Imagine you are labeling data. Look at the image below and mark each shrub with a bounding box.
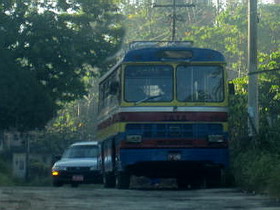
[27,160,52,186]
[268,162,280,197]
[232,147,280,196]
[0,157,14,186]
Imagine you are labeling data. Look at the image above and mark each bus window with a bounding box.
[98,69,120,112]
[176,66,224,102]
[124,65,173,102]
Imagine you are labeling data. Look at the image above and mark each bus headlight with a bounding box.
[208,135,224,143]
[126,135,142,143]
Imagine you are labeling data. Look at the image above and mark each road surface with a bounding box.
[0,185,279,210]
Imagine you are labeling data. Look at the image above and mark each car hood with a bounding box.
[53,158,98,168]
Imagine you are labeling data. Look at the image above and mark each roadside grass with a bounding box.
[0,173,15,186]
[267,164,280,198]
[232,148,280,198]
[0,155,52,187]
[0,158,15,186]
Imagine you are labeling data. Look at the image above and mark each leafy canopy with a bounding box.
[0,0,124,131]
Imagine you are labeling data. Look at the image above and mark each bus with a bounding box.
[97,41,231,189]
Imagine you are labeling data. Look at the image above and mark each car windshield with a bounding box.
[124,65,173,102]
[62,145,99,158]
[176,65,224,102]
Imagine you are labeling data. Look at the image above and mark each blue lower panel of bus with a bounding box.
[119,148,228,176]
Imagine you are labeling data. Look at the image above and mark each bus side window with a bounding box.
[109,81,119,95]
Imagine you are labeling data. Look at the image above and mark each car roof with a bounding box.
[70,141,99,147]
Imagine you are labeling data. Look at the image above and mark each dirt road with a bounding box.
[0,185,279,210]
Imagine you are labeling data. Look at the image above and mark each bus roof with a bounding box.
[123,47,225,63]
[99,42,226,83]
[129,41,194,50]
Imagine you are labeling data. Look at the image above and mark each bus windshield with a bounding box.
[62,145,99,159]
[176,66,224,102]
[124,65,173,102]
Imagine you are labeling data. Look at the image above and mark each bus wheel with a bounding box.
[206,168,225,188]
[176,178,190,190]
[116,172,130,189]
[104,172,116,188]
[71,182,79,188]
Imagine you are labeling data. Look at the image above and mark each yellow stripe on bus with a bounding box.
[97,122,228,140]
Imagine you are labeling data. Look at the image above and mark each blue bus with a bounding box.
[97,41,230,189]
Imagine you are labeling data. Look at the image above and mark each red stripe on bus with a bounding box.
[97,112,228,130]
[118,138,227,149]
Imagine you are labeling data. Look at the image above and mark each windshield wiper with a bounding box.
[134,94,162,105]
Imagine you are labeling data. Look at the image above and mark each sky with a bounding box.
[261,0,274,3]
[218,0,274,4]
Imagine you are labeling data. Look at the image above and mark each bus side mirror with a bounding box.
[228,83,235,95]
[109,81,119,95]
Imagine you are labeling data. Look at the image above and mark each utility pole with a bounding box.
[153,0,195,41]
[247,0,259,136]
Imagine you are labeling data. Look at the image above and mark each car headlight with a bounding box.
[52,171,60,176]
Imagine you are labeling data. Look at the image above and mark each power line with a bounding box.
[152,0,195,41]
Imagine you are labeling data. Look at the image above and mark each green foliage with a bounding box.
[258,4,280,53]
[0,157,9,174]
[186,3,280,79]
[258,51,280,141]
[0,0,124,131]
[120,0,218,43]
[187,5,248,78]
[230,51,280,197]
[233,150,278,193]
[29,160,50,177]
[268,163,280,197]
[0,173,14,186]
[0,157,14,186]
[27,160,52,186]
[229,77,248,141]
[31,96,98,155]
[0,60,55,131]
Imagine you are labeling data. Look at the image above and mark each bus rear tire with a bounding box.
[176,178,190,190]
[104,172,116,188]
[116,172,130,189]
[71,182,79,188]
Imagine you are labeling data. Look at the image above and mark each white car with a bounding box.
[51,141,102,187]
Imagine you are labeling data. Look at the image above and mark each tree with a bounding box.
[258,52,280,138]
[229,51,280,196]
[0,0,124,130]
[120,0,218,43]
[186,3,280,79]
[0,50,55,131]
